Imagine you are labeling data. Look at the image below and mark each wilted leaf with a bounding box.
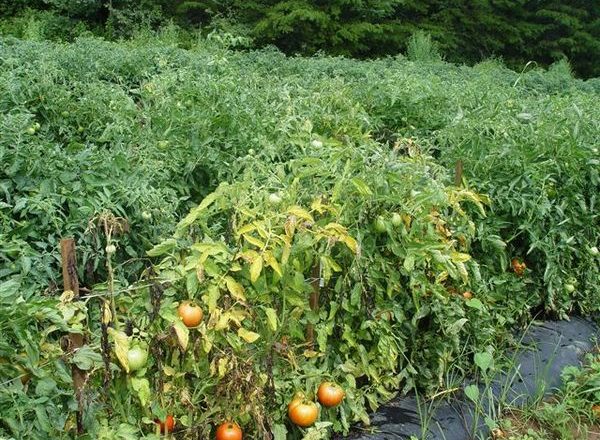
[225,276,246,301]
[108,328,130,373]
[238,328,260,343]
[272,423,288,440]
[173,320,189,351]
[287,206,314,222]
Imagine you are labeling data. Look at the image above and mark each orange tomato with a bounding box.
[178,301,203,327]
[511,258,526,276]
[317,382,345,408]
[215,421,242,440]
[288,400,318,427]
[155,415,175,434]
[462,291,473,300]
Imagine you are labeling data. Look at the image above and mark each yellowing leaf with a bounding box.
[264,251,282,277]
[250,256,263,283]
[107,328,130,373]
[286,206,314,222]
[225,276,246,301]
[343,235,358,254]
[236,224,256,237]
[244,234,266,249]
[215,312,230,331]
[173,320,189,351]
[218,357,229,378]
[281,242,291,265]
[238,328,260,343]
[101,300,112,325]
[451,252,472,263]
[264,307,278,331]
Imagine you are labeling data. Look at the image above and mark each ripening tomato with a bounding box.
[288,399,318,427]
[592,404,600,417]
[178,301,203,328]
[462,291,473,300]
[511,258,526,276]
[155,414,175,434]
[127,346,148,372]
[317,382,345,408]
[215,421,242,440]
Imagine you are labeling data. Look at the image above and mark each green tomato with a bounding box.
[589,246,599,256]
[268,193,282,205]
[374,216,387,233]
[141,211,152,220]
[391,213,402,227]
[127,346,148,372]
[105,244,116,255]
[26,126,36,135]
[565,284,576,293]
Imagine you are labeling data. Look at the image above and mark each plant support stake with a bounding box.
[60,238,86,434]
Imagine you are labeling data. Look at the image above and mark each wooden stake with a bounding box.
[454,160,464,187]
[60,238,85,434]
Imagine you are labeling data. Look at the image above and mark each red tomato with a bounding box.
[216,421,242,440]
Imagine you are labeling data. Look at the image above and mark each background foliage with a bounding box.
[0,0,598,77]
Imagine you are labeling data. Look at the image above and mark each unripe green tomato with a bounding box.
[141,211,152,220]
[268,193,282,205]
[590,246,599,256]
[565,284,576,293]
[311,139,323,148]
[374,216,387,233]
[61,111,69,118]
[391,213,402,227]
[127,346,148,372]
[26,126,36,135]
[247,148,255,156]
[105,244,116,255]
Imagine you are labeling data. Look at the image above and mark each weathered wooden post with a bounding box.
[60,238,85,434]
[454,160,464,187]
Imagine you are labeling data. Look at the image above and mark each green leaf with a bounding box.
[464,384,479,402]
[72,345,103,371]
[474,351,493,374]
[131,377,151,407]
[272,423,287,440]
[175,192,218,235]
[465,298,484,310]
[147,238,177,257]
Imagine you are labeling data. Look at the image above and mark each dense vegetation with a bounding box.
[0,27,599,439]
[1,0,599,77]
